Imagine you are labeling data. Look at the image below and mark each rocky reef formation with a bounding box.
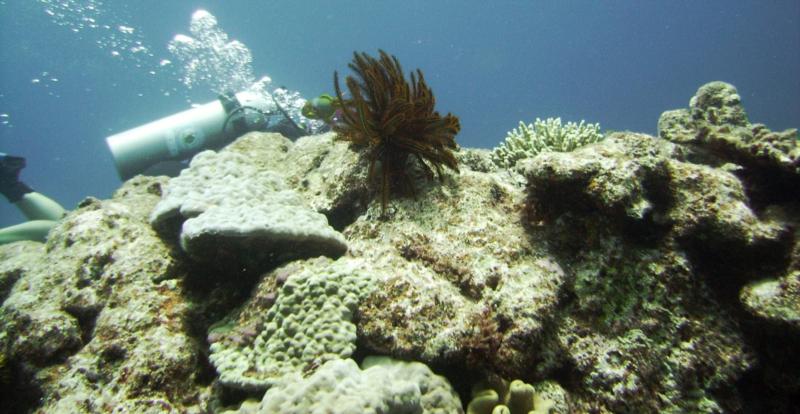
[1,82,797,413]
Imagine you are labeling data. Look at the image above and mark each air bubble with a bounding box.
[167,9,256,93]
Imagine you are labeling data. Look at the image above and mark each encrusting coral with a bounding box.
[333,49,461,214]
[491,117,603,168]
[252,356,464,413]
[208,257,377,391]
[149,144,347,272]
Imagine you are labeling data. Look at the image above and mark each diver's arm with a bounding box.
[15,192,66,221]
[0,220,57,244]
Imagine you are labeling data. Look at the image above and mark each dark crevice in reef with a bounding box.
[180,261,265,392]
[678,226,793,306]
[523,170,675,250]
[735,166,800,214]
[181,262,262,331]
[216,385,264,409]
[735,316,800,414]
[324,191,369,232]
[525,177,596,223]
[679,225,798,412]
[621,169,676,246]
[62,305,100,349]
[149,214,185,246]
[0,359,44,414]
[0,269,22,303]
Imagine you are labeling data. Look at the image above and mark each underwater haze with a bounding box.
[1,0,799,226]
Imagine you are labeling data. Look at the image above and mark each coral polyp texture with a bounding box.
[333,50,461,214]
[208,257,376,391]
[228,356,464,414]
[1,81,799,413]
[490,117,603,168]
[149,133,348,272]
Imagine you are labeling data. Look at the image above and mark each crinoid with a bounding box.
[333,50,460,215]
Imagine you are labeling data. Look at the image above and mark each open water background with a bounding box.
[1,0,798,226]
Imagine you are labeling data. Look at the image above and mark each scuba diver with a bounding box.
[0,91,340,245]
[0,153,66,244]
[106,88,320,180]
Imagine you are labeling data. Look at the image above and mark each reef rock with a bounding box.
[516,131,782,412]
[0,176,208,413]
[658,81,800,209]
[348,164,565,377]
[741,271,800,328]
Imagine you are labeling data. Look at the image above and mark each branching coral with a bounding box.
[491,117,603,168]
[333,50,460,214]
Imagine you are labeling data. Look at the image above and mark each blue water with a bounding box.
[1,0,799,227]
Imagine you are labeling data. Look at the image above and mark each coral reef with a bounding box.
[0,81,798,413]
[491,117,603,168]
[333,50,461,214]
[347,172,565,376]
[519,131,770,412]
[674,82,800,413]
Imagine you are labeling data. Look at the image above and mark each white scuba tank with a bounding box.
[105,90,271,180]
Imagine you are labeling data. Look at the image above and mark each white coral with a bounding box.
[491,117,603,168]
